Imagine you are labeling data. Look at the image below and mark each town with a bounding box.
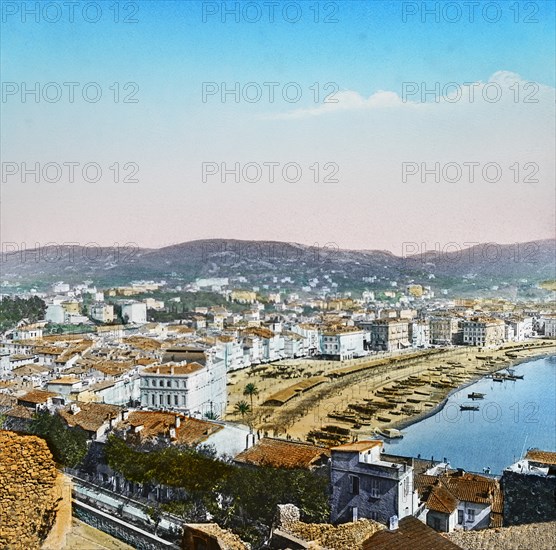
[1,271,555,549]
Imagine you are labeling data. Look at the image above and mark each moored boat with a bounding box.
[460,405,480,411]
[468,392,485,399]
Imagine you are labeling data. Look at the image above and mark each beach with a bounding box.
[225,340,556,445]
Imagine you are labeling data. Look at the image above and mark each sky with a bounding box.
[1,0,555,255]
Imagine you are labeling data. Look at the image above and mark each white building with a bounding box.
[411,320,430,348]
[90,303,114,323]
[46,304,66,324]
[121,301,147,324]
[139,359,227,418]
[320,328,364,360]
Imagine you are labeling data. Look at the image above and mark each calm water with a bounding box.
[383,356,556,474]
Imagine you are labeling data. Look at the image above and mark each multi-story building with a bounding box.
[90,303,114,323]
[291,324,320,356]
[541,315,556,337]
[139,359,227,418]
[429,316,461,346]
[330,440,418,524]
[368,319,410,352]
[411,320,430,348]
[121,301,147,324]
[320,328,364,360]
[462,317,505,347]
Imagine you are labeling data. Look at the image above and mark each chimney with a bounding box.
[169,427,176,439]
[171,365,175,375]
[175,415,181,428]
[122,409,129,421]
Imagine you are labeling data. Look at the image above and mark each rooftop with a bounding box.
[363,516,462,550]
[331,440,383,453]
[234,438,330,469]
[142,362,205,376]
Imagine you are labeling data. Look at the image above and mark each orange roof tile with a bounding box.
[235,438,330,469]
[331,440,383,453]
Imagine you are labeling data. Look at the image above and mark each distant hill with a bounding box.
[1,238,554,293]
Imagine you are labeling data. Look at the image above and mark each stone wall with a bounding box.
[0,430,71,549]
[502,470,556,525]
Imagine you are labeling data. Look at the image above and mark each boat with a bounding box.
[468,392,485,399]
[377,428,404,439]
[492,376,504,382]
[460,405,480,411]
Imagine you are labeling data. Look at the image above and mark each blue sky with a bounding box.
[2,0,555,251]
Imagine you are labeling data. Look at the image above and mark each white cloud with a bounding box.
[266,71,555,120]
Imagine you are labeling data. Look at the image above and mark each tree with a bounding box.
[30,411,88,467]
[234,400,251,420]
[243,383,260,409]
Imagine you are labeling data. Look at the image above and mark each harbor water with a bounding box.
[383,355,556,474]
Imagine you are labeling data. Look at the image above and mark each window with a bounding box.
[458,510,464,524]
[159,380,164,387]
[151,395,156,405]
[369,478,380,498]
[166,380,171,387]
[174,394,178,405]
[145,379,149,387]
[167,394,171,405]
[349,475,360,495]
[369,511,379,521]
[403,477,410,497]
[467,509,475,522]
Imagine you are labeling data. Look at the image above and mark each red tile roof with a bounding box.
[426,483,458,514]
[234,438,330,469]
[363,516,463,550]
[18,390,58,404]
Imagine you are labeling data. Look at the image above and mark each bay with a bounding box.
[383,355,556,474]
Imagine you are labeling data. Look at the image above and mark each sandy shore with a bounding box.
[225,340,555,445]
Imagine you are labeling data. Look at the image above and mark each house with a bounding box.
[234,438,330,470]
[47,377,83,397]
[13,321,46,341]
[17,389,61,411]
[330,440,418,525]
[58,402,123,440]
[416,470,503,532]
[501,449,556,525]
[363,515,463,550]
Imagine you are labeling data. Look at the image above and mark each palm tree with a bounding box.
[234,400,251,420]
[243,383,260,409]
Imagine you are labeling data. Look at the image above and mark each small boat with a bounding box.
[460,405,480,411]
[492,377,504,382]
[468,392,485,399]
